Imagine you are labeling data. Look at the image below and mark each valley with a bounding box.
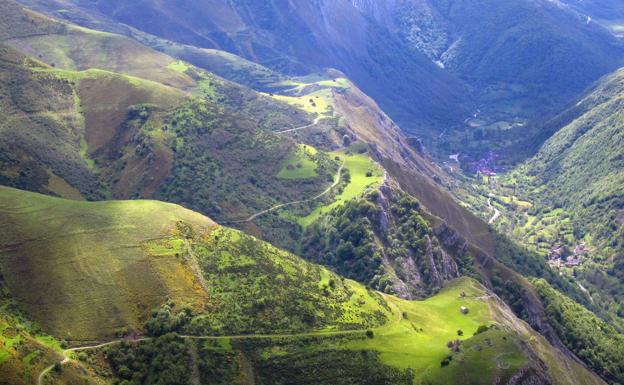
[0,0,622,384]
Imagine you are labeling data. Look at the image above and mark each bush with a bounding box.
[366,330,375,339]
[474,325,490,335]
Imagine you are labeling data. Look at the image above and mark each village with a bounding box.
[547,242,590,269]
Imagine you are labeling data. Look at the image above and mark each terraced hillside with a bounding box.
[0,187,607,385]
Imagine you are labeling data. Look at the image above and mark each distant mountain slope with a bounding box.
[17,0,624,155]
[0,187,607,385]
[16,0,474,135]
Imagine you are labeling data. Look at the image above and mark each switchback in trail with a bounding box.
[224,161,345,224]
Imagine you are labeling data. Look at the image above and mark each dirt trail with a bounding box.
[38,339,150,385]
[37,290,399,384]
[274,116,321,134]
[37,329,364,385]
[225,161,344,224]
[487,198,501,225]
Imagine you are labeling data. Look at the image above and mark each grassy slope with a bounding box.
[277,144,320,180]
[345,279,496,382]
[0,0,195,90]
[532,279,624,384]
[0,186,212,340]
[298,148,385,227]
[0,45,187,201]
[0,43,99,199]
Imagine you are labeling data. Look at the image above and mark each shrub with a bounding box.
[474,325,490,335]
[366,330,374,339]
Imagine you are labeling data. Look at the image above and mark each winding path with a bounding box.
[487,198,501,225]
[38,339,151,385]
[225,161,344,224]
[274,116,321,134]
[37,289,401,385]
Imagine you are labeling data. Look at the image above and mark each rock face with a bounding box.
[373,183,462,298]
[303,181,461,299]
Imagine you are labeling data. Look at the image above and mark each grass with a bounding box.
[277,144,319,179]
[3,11,195,90]
[263,72,351,118]
[340,277,530,384]
[167,60,190,73]
[346,278,488,368]
[0,186,213,340]
[272,74,350,93]
[270,88,334,115]
[298,148,384,226]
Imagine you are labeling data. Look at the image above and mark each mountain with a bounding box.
[555,0,624,36]
[475,68,624,331]
[17,0,624,159]
[0,0,493,266]
[0,1,621,384]
[0,186,607,385]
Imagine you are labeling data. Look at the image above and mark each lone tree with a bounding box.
[366,330,375,339]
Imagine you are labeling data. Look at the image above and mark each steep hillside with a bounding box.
[533,279,624,384]
[0,187,607,385]
[303,185,462,300]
